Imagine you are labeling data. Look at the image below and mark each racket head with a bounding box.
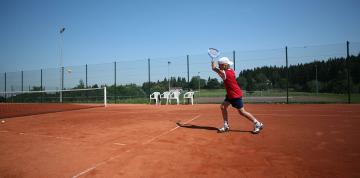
[208,48,220,60]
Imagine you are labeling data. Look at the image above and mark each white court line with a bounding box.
[142,114,201,145]
[71,114,201,178]
[25,133,74,140]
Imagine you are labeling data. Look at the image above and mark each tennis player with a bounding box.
[211,57,263,133]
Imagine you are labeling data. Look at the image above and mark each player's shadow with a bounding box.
[176,123,253,133]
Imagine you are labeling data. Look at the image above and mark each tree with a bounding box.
[189,76,206,90]
[206,78,221,89]
[74,79,85,89]
[237,76,247,89]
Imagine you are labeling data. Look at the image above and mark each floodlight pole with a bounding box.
[59,27,65,103]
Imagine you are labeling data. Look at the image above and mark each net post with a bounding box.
[346,41,351,104]
[104,87,107,107]
[285,46,289,104]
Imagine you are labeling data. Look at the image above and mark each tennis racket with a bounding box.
[208,48,220,62]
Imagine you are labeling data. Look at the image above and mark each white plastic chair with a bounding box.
[183,91,195,105]
[160,91,170,105]
[149,92,161,105]
[169,90,181,105]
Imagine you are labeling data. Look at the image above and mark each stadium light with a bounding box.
[59,27,65,102]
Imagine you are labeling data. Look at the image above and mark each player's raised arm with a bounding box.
[211,61,226,80]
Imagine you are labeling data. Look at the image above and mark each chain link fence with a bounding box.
[1,41,359,104]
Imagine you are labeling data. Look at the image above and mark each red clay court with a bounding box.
[1,104,360,177]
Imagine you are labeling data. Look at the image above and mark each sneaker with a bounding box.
[218,125,230,133]
[252,122,263,134]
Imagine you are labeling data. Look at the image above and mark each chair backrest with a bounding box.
[161,91,170,98]
[150,92,160,98]
[184,91,194,98]
[170,90,181,98]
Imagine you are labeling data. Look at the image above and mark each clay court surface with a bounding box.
[1,104,360,178]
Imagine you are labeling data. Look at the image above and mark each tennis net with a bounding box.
[0,87,107,119]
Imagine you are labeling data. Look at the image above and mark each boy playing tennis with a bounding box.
[211,57,263,133]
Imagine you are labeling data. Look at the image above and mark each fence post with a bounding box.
[346,41,351,104]
[62,67,64,89]
[233,50,236,71]
[4,72,6,102]
[21,70,24,92]
[85,64,88,103]
[40,69,43,103]
[286,46,289,104]
[114,61,117,104]
[187,55,189,91]
[148,58,151,96]
[85,64,88,88]
[60,66,64,103]
[40,69,43,90]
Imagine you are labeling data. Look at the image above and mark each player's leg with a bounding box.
[238,107,263,134]
[218,101,230,132]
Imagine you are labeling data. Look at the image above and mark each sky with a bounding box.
[0,0,360,88]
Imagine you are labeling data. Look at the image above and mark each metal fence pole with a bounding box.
[21,70,24,102]
[86,64,88,103]
[85,64,88,88]
[286,46,289,104]
[346,41,351,104]
[21,70,24,92]
[187,55,189,91]
[4,72,6,102]
[114,61,117,104]
[60,66,64,103]
[62,67,64,91]
[40,69,43,103]
[40,69,43,90]
[148,58,151,96]
[233,50,236,71]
